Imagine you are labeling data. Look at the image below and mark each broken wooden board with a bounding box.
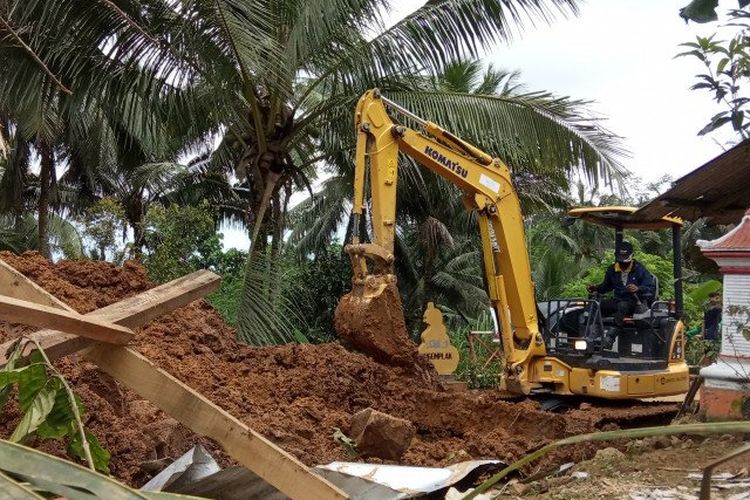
[0,294,133,345]
[0,258,70,310]
[0,269,220,367]
[85,344,349,500]
[0,261,349,499]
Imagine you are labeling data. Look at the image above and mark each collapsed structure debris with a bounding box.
[0,252,679,490]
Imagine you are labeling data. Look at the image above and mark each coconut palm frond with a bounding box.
[235,251,302,345]
[386,91,627,186]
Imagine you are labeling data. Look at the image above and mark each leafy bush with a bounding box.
[284,244,352,343]
[0,339,110,473]
[142,203,221,283]
[686,336,721,366]
[204,248,247,327]
[79,198,128,262]
[450,312,502,388]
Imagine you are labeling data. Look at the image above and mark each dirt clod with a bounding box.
[349,408,415,460]
[594,447,625,463]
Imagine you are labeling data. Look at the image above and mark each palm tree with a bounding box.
[2,0,625,343]
[0,131,82,257]
[290,59,625,325]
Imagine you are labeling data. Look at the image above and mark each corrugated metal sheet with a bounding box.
[315,460,504,498]
[145,447,504,500]
[635,139,750,224]
[171,466,288,500]
[722,274,750,357]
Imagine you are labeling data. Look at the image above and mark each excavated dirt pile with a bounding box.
[0,252,679,488]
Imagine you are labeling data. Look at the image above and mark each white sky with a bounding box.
[224,0,739,249]
[394,0,738,180]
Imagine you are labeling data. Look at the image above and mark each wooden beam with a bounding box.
[0,264,346,499]
[0,270,220,366]
[0,259,70,310]
[0,295,133,345]
[84,345,348,500]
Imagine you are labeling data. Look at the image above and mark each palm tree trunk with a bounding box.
[269,190,286,303]
[37,141,54,259]
[126,194,146,259]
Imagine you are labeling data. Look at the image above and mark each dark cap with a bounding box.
[615,241,634,261]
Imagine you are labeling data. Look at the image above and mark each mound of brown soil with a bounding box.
[0,252,678,488]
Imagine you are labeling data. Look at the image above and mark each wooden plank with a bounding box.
[0,294,133,345]
[0,258,70,311]
[0,265,347,499]
[84,345,348,500]
[0,270,220,366]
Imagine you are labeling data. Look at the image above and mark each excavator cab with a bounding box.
[538,207,686,375]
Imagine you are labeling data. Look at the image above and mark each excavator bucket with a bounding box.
[334,277,418,365]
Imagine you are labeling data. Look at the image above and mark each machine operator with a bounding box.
[588,241,656,348]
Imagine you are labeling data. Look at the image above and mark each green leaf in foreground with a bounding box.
[10,380,58,443]
[69,430,111,474]
[0,438,142,499]
[37,383,79,439]
[17,353,47,412]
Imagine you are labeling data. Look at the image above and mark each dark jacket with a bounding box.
[594,260,656,302]
[703,306,721,340]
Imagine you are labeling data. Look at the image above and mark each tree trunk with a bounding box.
[269,190,286,303]
[37,141,54,259]
[126,193,146,259]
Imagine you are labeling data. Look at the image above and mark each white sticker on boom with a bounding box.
[600,375,621,392]
[631,343,643,354]
[479,174,501,193]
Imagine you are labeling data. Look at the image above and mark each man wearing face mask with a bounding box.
[587,241,656,348]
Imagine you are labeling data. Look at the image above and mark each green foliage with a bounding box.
[284,245,352,343]
[0,340,110,474]
[450,312,502,389]
[204,248,247,327]
[680,0,750,23]
[0,438,197,499]
[142,203,221,283]
[561,263,606,299]
[79,198,128,262]
[532,248,587,300]
[687,279,722,305]
[686,336,721,365]
[678,6,750,138]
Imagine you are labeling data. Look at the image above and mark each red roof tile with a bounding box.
[702,213,750,251]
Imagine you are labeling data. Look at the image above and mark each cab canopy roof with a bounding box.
[567,206,683,230]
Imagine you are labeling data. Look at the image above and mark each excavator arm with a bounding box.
[336,89,547,393]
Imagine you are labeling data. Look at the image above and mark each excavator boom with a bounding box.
[334,90,546,391]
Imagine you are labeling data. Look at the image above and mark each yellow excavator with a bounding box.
[334,89,689,399]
